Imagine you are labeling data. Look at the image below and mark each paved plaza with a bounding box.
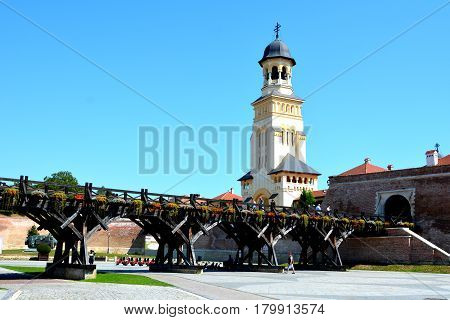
[1,261,449,300]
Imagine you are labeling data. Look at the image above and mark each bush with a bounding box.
[27,225,39,237]
[36,243,51,254]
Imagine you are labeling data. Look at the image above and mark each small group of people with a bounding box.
[314,204,331,213]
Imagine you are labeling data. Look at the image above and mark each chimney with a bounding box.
[230,187,234,194]
[425,150,438,166]
[364,157,371,164]
[387,164,393,171]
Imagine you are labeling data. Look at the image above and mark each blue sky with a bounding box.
[0,1,449,197]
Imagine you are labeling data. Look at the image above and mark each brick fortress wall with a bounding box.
[322,165,450,252]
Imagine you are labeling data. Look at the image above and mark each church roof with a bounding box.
[259,39,296,66]
[339,158,386,176]
[237,171,253,181]
[252,90,303,105]
[268,154,320,175]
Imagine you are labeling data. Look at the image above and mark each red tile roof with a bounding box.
[312,190,327,198]
[425,150,437,155]
[438,155,450,166]
[339,161,386,176]
[212,191,243,201]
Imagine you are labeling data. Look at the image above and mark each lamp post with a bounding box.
[107,232,111,255]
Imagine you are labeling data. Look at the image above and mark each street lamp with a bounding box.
[107,232,111,254]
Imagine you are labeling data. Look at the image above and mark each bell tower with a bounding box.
[260,23,295,97]
[238,24,320,207]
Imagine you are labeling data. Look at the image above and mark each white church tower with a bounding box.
[238,24,320,207]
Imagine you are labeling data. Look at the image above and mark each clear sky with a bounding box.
[0,0,449,197]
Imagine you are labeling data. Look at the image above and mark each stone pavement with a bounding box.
[145,270,450,300]
[148,273,271,300]
[1,261,450,300]
[0,266,201,300]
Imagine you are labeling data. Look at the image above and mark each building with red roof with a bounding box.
[338,158,387,176]
[212,188,243,201]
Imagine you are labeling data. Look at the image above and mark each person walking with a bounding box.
[88,250,96,265]
[286,252,295,274]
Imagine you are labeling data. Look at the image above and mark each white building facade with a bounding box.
[238,32,320,207]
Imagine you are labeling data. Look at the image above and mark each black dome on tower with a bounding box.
[258,39,296,67]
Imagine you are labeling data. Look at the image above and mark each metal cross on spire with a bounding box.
[435,143,440,152]
[274,22,281,39]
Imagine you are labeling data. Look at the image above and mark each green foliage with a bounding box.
[27,225,39,237]
[299,214,309,228]
[0,187,19,211]
[42,171,79,191]
[36,243,51,254]
[296,190,315,212]
[0,265,45,277]
[49,192,67,214]
[131,199,143,215]
[83,272,172,286]
[351,264,450,274]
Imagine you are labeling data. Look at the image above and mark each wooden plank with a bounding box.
[257,223,269,238]
[60,208,81,229]
[324,228,334,241]
[91,210,109,231]
[171,215,188,234]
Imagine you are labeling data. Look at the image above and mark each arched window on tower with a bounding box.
[271,66,279,80]
[266,69,269,80]
[281,66,287,80]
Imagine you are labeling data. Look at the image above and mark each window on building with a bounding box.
[286,176,291,182]
[281,66,287,80]
[271,66,279,80]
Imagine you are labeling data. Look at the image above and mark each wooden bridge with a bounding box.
[0,175,386,278]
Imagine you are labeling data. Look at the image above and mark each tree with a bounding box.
[296,189,315,212]
[44,171,78,186]
[27,225,39,237]
[39,171,80,192]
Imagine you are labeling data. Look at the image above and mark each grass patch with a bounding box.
[351,264,450,274]
[0,250,153,261]
[0,249,55,256]
[0,265,46,277]
[83,272,171,286]
[0,265,171,286]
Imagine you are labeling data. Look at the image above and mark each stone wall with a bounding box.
[340,228,449,265]
[0,214,39,249]
[323,165,450,252]
[87,219,145,254]
[195,227,301,263]
[0,214,145,254]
